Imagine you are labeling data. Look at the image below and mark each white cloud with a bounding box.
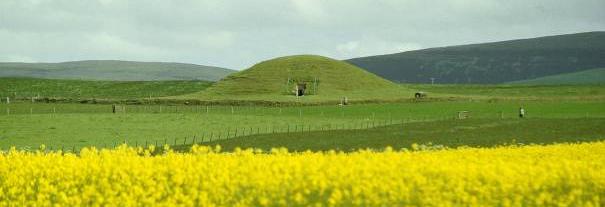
[335,38,423,59]
[198,31,236,48]
[289,0,327,24]
[336,41,359,53]
[84,33,167,58]
[0,55,37,62]
[0,0,603,69]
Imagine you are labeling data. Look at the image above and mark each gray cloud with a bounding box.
[1,0,604,69]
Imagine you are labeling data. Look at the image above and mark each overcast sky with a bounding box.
[1,0,604,69]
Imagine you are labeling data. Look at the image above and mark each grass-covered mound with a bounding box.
[182,55,411,103]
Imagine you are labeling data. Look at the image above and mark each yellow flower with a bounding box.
[0,142,602,206]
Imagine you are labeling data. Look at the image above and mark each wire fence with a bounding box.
[3,101,598,153]
[0,114,454,154]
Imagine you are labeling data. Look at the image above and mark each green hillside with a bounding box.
[508,68,605,85]
[347,31,605,84]
[0,60,234,81]
[0,77,212,99]
[182,55,411,103]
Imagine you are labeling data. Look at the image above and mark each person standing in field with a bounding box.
[519,107,525,118]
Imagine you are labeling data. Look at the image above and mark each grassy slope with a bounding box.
[0,77,212,99]
[185,118,605,152]
[508,68,605,85]
[0,60,235,81]
[347,31,605,84]
[180,55,412,103]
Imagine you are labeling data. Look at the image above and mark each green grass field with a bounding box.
[407,84,605,100]
[1,75,604,152]
[1,99,603,150]
[0,77,212,99]
[184,118,605,152]
[2,76,604,104]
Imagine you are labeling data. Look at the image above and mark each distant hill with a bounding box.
[347,32,605,84]
[508,68,605,85]
[0,60,235,81]
[183,55,410,102]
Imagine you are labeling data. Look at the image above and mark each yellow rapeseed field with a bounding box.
[0,142,603,206]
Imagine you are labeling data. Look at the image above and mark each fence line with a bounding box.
[1,115,456,154]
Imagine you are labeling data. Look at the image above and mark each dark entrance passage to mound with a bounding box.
[296,83,307,96]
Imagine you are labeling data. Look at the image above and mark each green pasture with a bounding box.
[0,100,604,150]
[1,78,604,152]
[188,118,605,152]
[2,77,604,105]
[0,77,212,100]
[408,84,605,99]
